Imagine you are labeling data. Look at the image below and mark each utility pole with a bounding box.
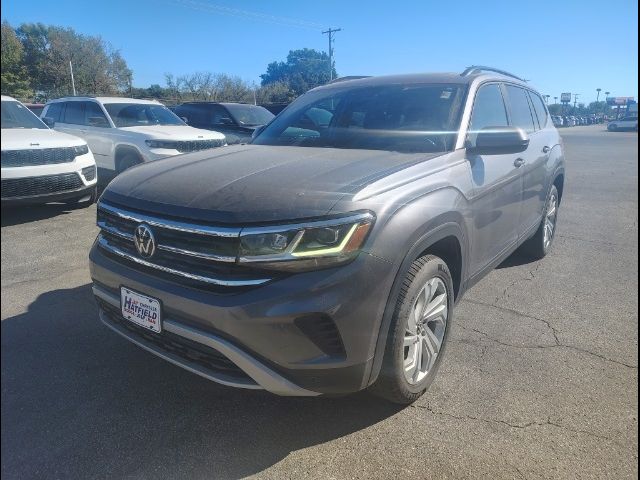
[573,93,580,109]
[322,27,341,81]
[69,61,76,96]
[596,88,601,102]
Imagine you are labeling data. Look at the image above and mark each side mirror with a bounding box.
[42,117,55,128]
[88,116,109,128]
[467,126,529,155]
[251,125,266,140]
[180,117,189,124]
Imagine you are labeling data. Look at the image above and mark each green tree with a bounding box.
[260,48,335,96]
[256,80,295,104]
[0,21,33,99]
[15,22,132,98]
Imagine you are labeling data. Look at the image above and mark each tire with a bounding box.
[608,124,617,132]
[370,255,454,404]
[520,184,559,260]
[116,152,142,174]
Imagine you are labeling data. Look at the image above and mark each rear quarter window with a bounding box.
[529,91,549,129]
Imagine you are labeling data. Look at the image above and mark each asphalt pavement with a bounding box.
[1,125,637,479]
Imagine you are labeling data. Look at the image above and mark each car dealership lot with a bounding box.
[1,126,637,479]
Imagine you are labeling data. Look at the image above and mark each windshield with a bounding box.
[1,101,48,129]
[253,84,466,153]
[225,104,275,126]
[104,103,185,127]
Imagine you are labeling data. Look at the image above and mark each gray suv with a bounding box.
[90,66,565,404]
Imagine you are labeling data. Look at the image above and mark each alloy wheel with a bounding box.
[403,277,448,385]
[543,193,558,249]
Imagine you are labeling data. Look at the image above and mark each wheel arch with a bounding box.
[366,222,467,387]
[114,144,143,167]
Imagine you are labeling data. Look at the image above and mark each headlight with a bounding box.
[73,144,89,156]
[238,212,374,271]
[145,140,177,149]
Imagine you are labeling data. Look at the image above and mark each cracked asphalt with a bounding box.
[1,125,637,479]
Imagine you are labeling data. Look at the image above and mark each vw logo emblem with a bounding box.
[134,224,156,258]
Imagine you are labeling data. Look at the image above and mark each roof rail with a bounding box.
[461,66,525,82]
[329,75,371,84]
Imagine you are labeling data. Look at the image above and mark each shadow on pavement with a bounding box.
[496,249,539,269]
[1,203,89,227]
[1,284,402,480]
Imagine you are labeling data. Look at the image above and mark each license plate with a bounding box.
[120,287,162,333]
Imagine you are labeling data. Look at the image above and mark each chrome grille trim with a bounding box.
[97,235,270,287]
[97,220,237,263]
[97,202,241,238]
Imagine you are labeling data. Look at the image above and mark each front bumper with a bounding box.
[89,241,395,395]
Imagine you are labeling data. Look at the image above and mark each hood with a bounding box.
[120,125,225,140]
[1,128,86,150]
[102,144,441,224]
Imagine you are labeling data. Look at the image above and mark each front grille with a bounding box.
[1,172,84,198]
[96,201,278,291]
[1,147,78,167]
[175,139,225,153]
[98,299,251,380]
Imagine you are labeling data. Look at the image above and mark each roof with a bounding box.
[48,96,162,105]
[317,70,530,90]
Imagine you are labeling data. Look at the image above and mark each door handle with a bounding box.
[514,158,525,168]
[542,146,550,154]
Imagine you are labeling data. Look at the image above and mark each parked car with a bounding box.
[90,67,565,404]
[172,102,275,144]
[552,115,563,127]
[24,103,45,117]
[1,95,97,206]
[41,97,227,174]
[607,116,638,131]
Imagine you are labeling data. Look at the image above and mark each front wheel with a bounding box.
[370,255,454,404]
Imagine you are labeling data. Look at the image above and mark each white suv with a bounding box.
[41,97,226,174]
[1,95,97,206]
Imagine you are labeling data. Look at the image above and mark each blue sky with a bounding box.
[3,0,638,103]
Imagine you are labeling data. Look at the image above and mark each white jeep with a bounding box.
[42,97,226,174]
[1,95,97,206]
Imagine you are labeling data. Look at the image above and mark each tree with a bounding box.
[0,21,32,99]
[256,81,295,104]
[15,22,132,98]
[260,48,336,96]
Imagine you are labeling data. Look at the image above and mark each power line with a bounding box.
[168,0,324,30]
[322,28,341,81]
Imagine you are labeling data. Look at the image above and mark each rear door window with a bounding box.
[505,85,536,133]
